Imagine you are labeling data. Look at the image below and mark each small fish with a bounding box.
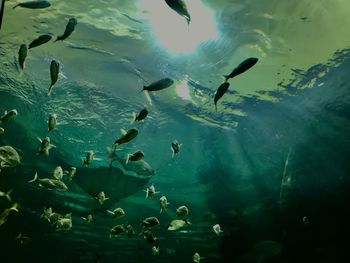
[164,0,191,25]
[0,203,19,227]
[171,140,182,158]
[0,189,13,202]
[95,191,109,205]
[48,60,60,96]
[224,57,258,82]
[126,224,135,238]
[214,82,230,111]
[176,205,189,217]
[193,252,204,263]
[212,224,223,236]
[107,208,125,219]
[159,196,170,213]
[48,113,57,132]
[0,109,18,124]
[13,1,51,9]
[81,214,93,225]
[114,128,138,146]
[37,137,55,156]
[132,107,148,123]
[55,18,77,42]
[151,246,160,256]
[144,184,159,199]
[66,167,76,181]
[141,217,160,228]
[0,146,21,172]
[28,34,52,49]
[28,172,68,191]
[52,166,64,180]
[110,224,125,238]
[41,207,63,224]
[126,150,144,164]
[0,127,4,135]
[302,216,309,225]
[18,44,27,70]
[168,219,191,231]
[83,150,94,166]
[140,78,174,93]
[55,213,72,231]
[15,232,31,245]
[141,229,156,244]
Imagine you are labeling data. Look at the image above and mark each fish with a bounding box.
[126,150,144,164]
[81,214,93,224]
[15,232,31,245]
[18,44,27,70]
[132,107,148,123]
[212,224,223,236]
[0,203,19,227]
[28,172,68,191]
[164,0,191,25]
[0,109,18,124]
[192,252,204,263]
[159,196,170,213]
[167,219,191,231]
[107,147,155,177]
[214,82,230,111]
[66,167,76,181]
[151,246,160,256]
[176,205,189,217]
[141,216,160,228]
[126,224,135,238]
[83,150,94,166]
[37,136,55,156]
[144,184,159,199]
[0,127,4,135]
[41,207,63,223]
[0,145,21,172]
[55,18,77,42]
[13,1,51,9]
[171,140,182,158]
[224,57,258,82]
[52,166,64,180]
[48,60,60,96]
[107,208,125,219]
[55,213,72,231]
[114,128,138,146]
[95,191,109,205]
[141,229,156,244]
[302,216,309,225]
[0,189,13,202]
[140,78,174,93]
[48,113,57,132]
[110,224,125,238]
[28,34,52,49]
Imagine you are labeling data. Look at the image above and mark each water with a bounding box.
[1,0,350,262]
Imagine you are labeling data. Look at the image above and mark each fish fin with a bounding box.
[223,75,229,82]
[107,210,115,216]
[37,137,42,143]
[120,129,127,135]
[4,110,7,115]
[138,87,145,94]
[15,232,22,240]
[125,154,130,165]
[186,219,191,225]
[160,209,163,214]
[12,4,19,9]
[28,172,38,183]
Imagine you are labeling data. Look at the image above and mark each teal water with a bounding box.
[1,1,350,262]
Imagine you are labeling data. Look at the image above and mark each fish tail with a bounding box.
[5,189,13,202]
[48,85,53,96]
[138,87,145,94]
[28,172,38,183]
[10,203,19,212]
[215,102,218,112]
[131,112,137,124]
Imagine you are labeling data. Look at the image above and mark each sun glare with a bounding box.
[138,0,217,53]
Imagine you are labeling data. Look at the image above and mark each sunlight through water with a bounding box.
[138,0,218,53]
